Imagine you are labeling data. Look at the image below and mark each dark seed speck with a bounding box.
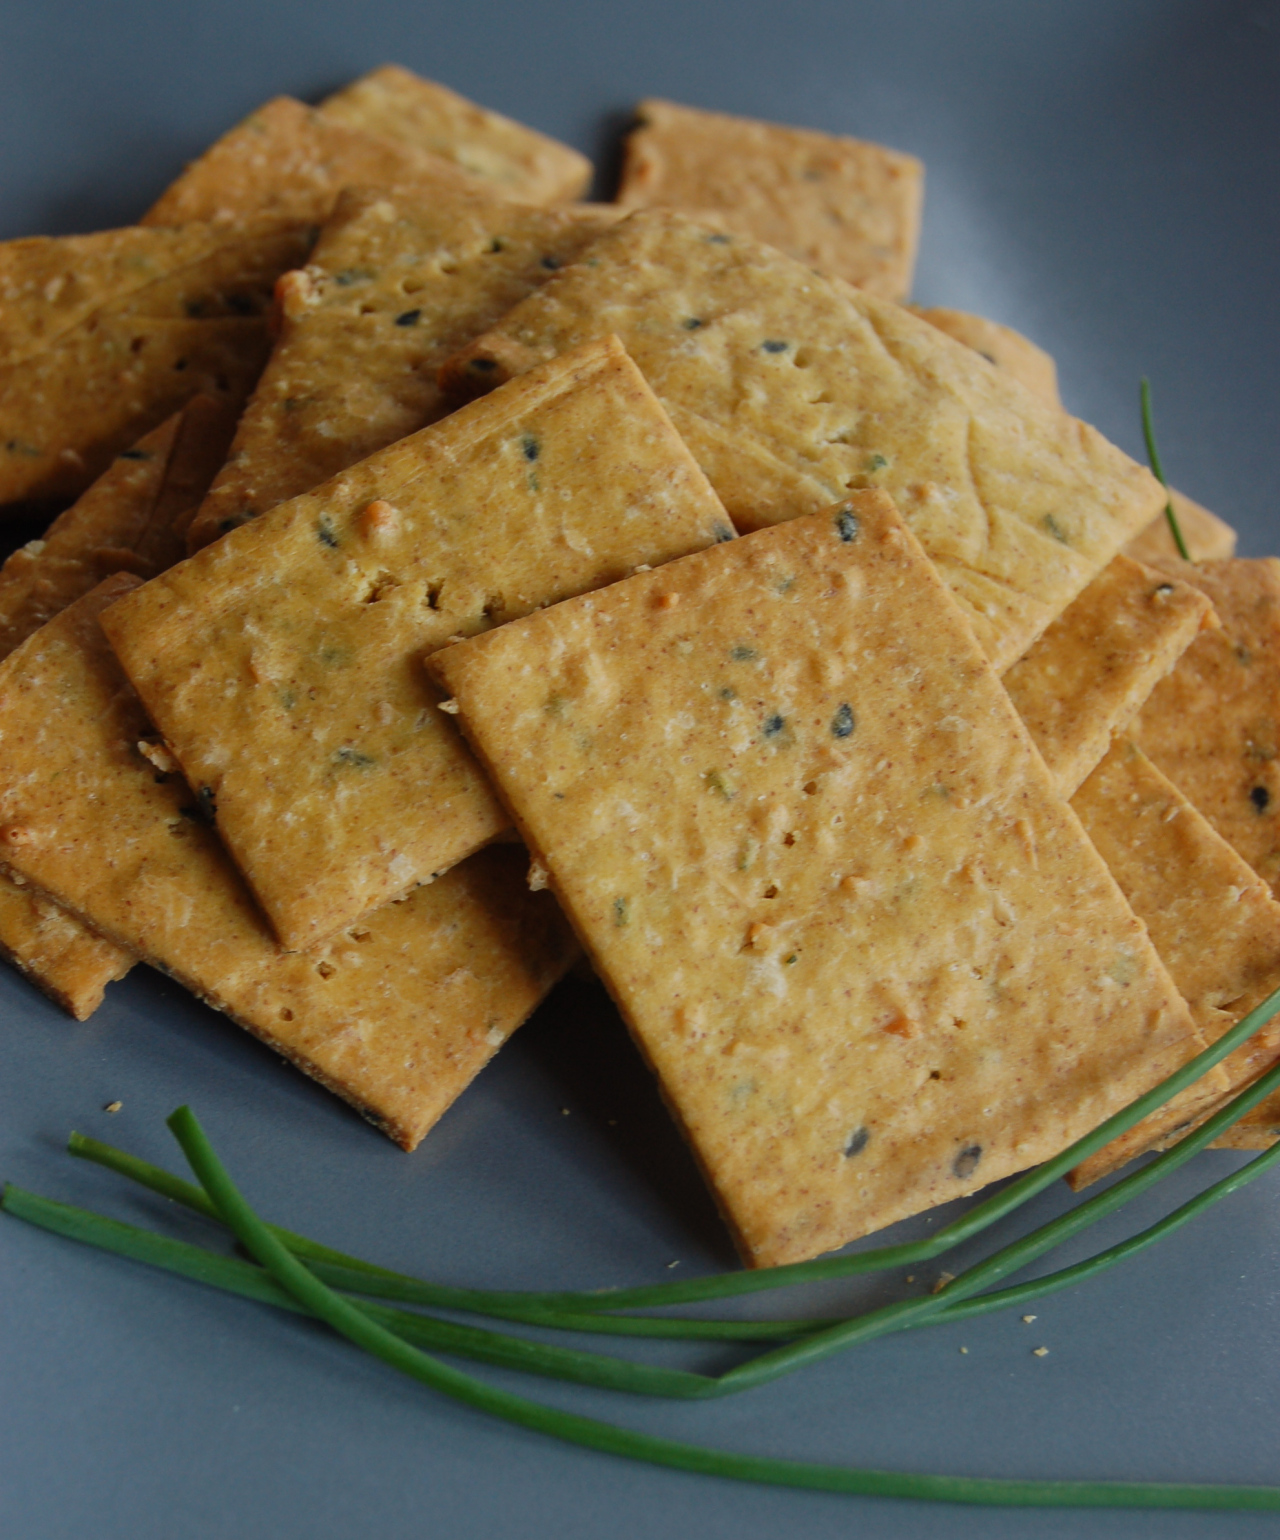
[196,785,217,824]
[395,309,421,327]
[1251,785,1271,812]
[683,317,705,330]
[118,449,149,461]
[540,255,561,271]
[831,703,855,738]
[952,1144,982,1179]
[730,645,757,661]
[763,714,785,738]
[316,515,339,549]
[761,339,789,353]
[469,356,497,371]
[844,1126,870,1158]
[713,521,735,543]
[835,506,860,543]
[521,434,540,462]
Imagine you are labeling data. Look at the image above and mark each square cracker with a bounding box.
[441,210,1166,673]
[1002,554,1214,798]
[102,336,733,951]
[0,220,310,505]
[318,66,591,204]
[1130,558,1280,895]
[142,96,484,229]
[0,579,578,1148]
[616,99,922,301]
[1068,740,1280,1185]
[428,491,1203,1266]
[188,189,620,549]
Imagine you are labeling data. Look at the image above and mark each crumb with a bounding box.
[666,1260,680,1269]
[905,1274,915,1283]
[959,1346,968,1355]
[1033,1346,1049,1357]
[1022,1314,1037,1324]
[931,1270,956,1294]
[103,1100,122,1113]
[437,698,461,715]
[561,1107,571,1116]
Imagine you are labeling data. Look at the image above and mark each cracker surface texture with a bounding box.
[430,492,1202,1265]
[0,580,577,1148]
[912,308,1060,408]
[190,191,619,548]
[142,97,484,228]
[0,220,309,504]
[318,67,591,204]
[1002,555,1213,798]
[103,335,733,950]
[1068,741,1280,1183]
[1130,558,1280,895]
[442,211,1165,672]
[617,100,922,300]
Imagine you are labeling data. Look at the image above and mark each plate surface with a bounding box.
[2,4,1279,1537]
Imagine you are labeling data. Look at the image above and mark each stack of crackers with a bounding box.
[2,69,1277,1267]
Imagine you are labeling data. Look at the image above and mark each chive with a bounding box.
[67,983,1280,1318]
[159,1107,1280,1510]
[1140,379,1191,561]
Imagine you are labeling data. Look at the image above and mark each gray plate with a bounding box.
[2,4,1279,1537]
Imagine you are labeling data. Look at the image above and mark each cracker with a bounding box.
[102,336,733,951]
[0,220,310,505]
[616,100,923,300]
[0,578,578,1148]
[442,210,1165,673]
[188,189,620,549]
[1130,558,1280,895]
[1002,555,1214,798]
[318,66,591,204]
[0,875,132,1020]
[428,492,1203,1266]
[1068,740,1280,1185]
[1124,491,1237,566]
[911,308,1060,408]
[143,96,484,228]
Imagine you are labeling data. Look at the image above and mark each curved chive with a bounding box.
[1140,378,1191,561]
[67,983,1280,1317]
[163,1106,1280,1510]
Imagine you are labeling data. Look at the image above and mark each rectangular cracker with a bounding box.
[1002,555,1214,798]
[911,308,1060,408]
[616,100,922,301]
[101,336,733,951]
[428,491,1204,1266]
[143,96,485,228]
[441,210,1166,673]
[1068,740,1280,1185]
[0,220,310,505]
[1124,491,1237,566]
[1130,558,1280,894]
[318,66,592,204]
[0,397,238,1016]
[0,578,578,1148]
[188,188,620,548]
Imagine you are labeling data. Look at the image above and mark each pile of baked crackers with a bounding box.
[2,69,1277,1268]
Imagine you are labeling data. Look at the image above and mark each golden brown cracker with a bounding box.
[0,579,577,1148]
[442,211,1165,673]
[1130,558,1280,895]
[1124,490,1237,566]
[1068,740,1280,1185]
[1003,555,1214,798]
[188,189,620,548]
[0,874,132,1020]
[143,96,485,228]
[102,336,733,951]
[616,99,922,300]
[0,220,310,505]
[318,66,591,204]
[912,307,1060,408]
[429,493,1203,1266]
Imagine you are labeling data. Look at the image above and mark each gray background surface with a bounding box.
[2,2,1279,1536]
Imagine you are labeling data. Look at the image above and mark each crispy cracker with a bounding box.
[0,578,577,1147]
[0,220,310,505]
[912,308,1060,408]
[1003,555,1214,798]
[441,210,1165,673]
[102,336,732,951]
[1124,490,1237,566]
[429,492,1203,1265]
[616,100,922,301]
[1130,558,1280,895]
[143,96,485,228]
[318,66,591,204]
[188,189,620,549]
[1068,740,1280,1185]
[0,874,131,1020]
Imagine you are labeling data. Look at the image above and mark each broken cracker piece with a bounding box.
[429,491,1203,1265]
[0,578,578,1149]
